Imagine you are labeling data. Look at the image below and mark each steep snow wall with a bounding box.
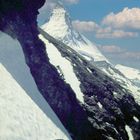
[0,63,71,140]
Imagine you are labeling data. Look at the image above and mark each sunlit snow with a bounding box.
[125,125,134,140]
[0,64,70,140]
[133,116,139,122]
[41,3,108,62]
[39,35,84,103]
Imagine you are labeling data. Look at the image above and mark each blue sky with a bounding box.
[38,0,140,69]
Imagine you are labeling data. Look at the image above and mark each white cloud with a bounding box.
[99,45,140,61]
[72,7,140,39]
[72,20,138,38]
[120,52,140,60]
[102,7,140,29]
[72,20,99,32]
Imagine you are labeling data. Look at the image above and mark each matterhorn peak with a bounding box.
[53,0,71,27]
[42,2,108,62]
[42,0,72,38]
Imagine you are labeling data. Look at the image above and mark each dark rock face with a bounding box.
[0,1,105,140]
[40,28,140,140]
[0,0,44,36]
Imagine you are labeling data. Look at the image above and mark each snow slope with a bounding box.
[116,64,140,87]
[39,34,84,103]
[41,2,108,62]
[0,33,71,140]
[0,64,70,140]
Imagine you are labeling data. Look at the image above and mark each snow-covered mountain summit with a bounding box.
[42,2,108,62]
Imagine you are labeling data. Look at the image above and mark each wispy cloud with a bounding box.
[96,28,138,38]
[120,52,140,60]
[99,45,124,53]
[72,20,99,32]
[72,20,138,38]
[99,45,140,61]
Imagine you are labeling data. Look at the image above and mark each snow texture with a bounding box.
[125,125,134,140]
[41,3,108,62]
[0,33,71,140]
[39,34,84,103]
[133,116,139,122]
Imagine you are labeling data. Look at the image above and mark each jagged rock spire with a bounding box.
[42,2,108,62]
